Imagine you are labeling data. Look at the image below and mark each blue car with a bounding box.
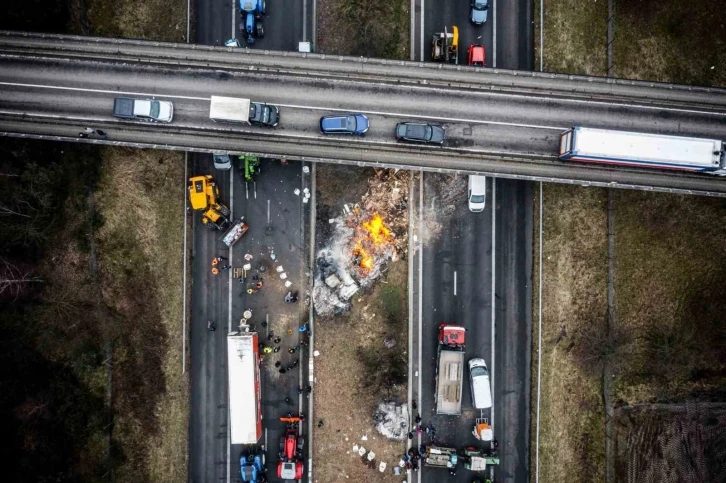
[470,0,489,24]
[240,451,265,483]
[319,114,369,135]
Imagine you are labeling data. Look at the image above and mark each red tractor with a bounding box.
[277,416,304,481]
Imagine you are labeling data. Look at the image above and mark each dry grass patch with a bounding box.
[613,191,726,404]
[316,0,410,59]
[95,147,187,482]
[614,0,726,86]
[313,261,408,482]
[536,0,608,75]
[533,184,608,482]
[68,0,188,41]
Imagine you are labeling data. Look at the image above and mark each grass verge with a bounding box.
[535,0,608,75]
[94,148,187,482]
[316,0,410,58]
[532,184,608,482]
[613,0,726,87]
[613,191,726,404]
[313,164,408,482]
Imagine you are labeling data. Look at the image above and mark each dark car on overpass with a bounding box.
[319,114,369,135]
[395,122,445,144]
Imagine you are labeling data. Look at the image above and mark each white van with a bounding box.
[468,175,487,212]
[468,358,492,409]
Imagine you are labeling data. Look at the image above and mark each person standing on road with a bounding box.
[207,321,216,331]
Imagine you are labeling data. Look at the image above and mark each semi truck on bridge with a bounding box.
[228,328,263,445]
[435,324,466,415]
[559,127,726,175]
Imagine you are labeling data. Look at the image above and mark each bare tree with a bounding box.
[0,258,43,300]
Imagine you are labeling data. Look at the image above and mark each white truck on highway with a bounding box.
[558,126,726,174]
[228,327,263,445]
[435,324,466,416]
[209,96,280,127]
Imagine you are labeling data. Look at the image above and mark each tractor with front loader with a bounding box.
[188,175,231,230]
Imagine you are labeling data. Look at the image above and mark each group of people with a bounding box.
[210,256,229,275]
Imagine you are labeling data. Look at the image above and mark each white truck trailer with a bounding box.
[435,324,466,416]
[558,126,725,174]
[210,96,251,124]
[228,328,262,445]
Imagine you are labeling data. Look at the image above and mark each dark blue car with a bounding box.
[319,113,369,135]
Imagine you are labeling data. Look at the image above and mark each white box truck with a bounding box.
[228,328,262,445]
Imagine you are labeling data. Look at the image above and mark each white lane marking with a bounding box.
[302,0,308,42]
[535,182,543,483]
[419,0,425,62]
[227,165,235,483]
[417,170,423,483]
[254,181,257,199]
[454,270,457,296]
[267,199,270,224]
[490,178,496,432]
[492,0,497,68]
[2,80,721,118]
[231,0,236,43]
[407,170,415,455]
[245,182,249,200]
[182,153,188,375]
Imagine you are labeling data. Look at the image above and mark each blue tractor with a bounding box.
[239,0,266,44]
[239,448,266,483]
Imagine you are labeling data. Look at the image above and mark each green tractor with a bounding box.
[240,155,261,182]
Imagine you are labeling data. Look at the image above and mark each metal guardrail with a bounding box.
[1,31,726,110]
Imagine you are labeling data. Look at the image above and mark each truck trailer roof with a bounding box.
[228,332,262,445]
[210,96,251,123]
[562,127,723,170]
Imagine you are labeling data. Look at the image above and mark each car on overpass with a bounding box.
[249,103,280,127]
[467,45,486,67]
[470,0,490,25]
[320,114,369,135]
[395,122,445,144]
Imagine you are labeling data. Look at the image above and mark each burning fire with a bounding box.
[353,214,392,270]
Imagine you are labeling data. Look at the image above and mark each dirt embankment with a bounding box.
[532,184,609,483]
[313,165,409,482]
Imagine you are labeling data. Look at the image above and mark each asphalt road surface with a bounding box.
[189,2,311,481]
[3,59,724,159]
[421,0,494,65]
[197,0,313,49]
[419,173,496,483]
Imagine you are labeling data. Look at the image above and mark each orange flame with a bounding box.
[352,214,391,270]
[362,214,391,245]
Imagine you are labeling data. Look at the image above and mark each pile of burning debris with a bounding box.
[314,170,409,316]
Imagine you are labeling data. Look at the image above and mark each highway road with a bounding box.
[418,174,496,483]
[189,3,311,482]
[2,55,726,193]
[416,3,533,482]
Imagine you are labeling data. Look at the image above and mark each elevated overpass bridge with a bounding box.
[1,31,725,195]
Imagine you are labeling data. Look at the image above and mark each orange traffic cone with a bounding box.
[212,267,219,275]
